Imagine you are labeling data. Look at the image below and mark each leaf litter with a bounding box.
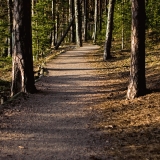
[87,45,160,159]
[0,43,159,159]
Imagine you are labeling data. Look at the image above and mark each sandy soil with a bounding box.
[0,44,107,160]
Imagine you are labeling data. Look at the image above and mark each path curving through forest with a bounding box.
[0,44,107,160]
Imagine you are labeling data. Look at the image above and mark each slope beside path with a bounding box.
[0,44,107,160]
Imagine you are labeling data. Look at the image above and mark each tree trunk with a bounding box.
[32,0,34,16]
[127,0,146,99]
[93,0,98,44]
[7,0,13,57]
[55,15,75,50]
[105,0,108,15]
[69,0,75,43]
[11,0,36,96]
[55,1,59,45]
[74,0,82,47]
[51,0,56,47]
[83,0,88,42]
[98,0,102,32]
[121,0,124,50]
[103,0,115,60]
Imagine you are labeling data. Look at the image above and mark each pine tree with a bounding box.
[127,0,146,99]
[11,0,37,96]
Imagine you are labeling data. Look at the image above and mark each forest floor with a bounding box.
[88,44,160,159]
[0,43,160,159]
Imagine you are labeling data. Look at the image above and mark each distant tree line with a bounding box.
[0,0,160,57]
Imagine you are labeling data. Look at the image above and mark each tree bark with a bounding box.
[93,0,98,44]
[98,0,102,32]
[83,0,88,42]
[55,15,75,50]
[105,0,108,15]
[55,1,59,45]
[11,0,36,96]
[7,0,13,57]
[69,0,75,43]
[121,0,124,50]
[51,0,56,47]
[103,0,115,60]
[74,0,82,47]
[127,0,146,99]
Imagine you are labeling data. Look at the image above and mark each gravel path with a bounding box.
[0,44,106,160]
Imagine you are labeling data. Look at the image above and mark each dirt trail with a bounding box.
[0,44,107,160]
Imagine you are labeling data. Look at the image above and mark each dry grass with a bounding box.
[88,42,160,159]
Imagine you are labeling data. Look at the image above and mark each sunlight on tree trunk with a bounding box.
[74,0,82,47]
[93,0,98,44]
[103,0,115,60]
[127,0,146,99]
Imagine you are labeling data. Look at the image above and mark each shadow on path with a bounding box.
[0,44,107,160]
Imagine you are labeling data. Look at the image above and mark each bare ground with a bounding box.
[0,43,160,160]
[87,46,160,160]
[0,44,107,160]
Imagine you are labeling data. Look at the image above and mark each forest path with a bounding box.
[0,44,107,160]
